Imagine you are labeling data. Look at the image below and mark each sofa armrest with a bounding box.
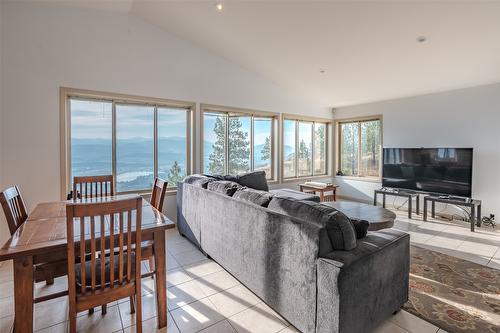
[316,229,410,333]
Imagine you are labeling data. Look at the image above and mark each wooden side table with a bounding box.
[299,183,339,202]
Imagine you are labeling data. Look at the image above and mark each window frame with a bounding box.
[281,114,332,181]
[200,104,279,181]
[335,115,383,180]
[60,87,195,199]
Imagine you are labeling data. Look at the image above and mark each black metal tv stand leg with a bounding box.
[476,204,482,227]
[408,196,412,219]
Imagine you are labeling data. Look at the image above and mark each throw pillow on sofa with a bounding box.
[234,171,269,191]
[207,180,242,196]
[233,188,274,207]
[183,174,216,189]
[351,219,370,239]
[268,196,357,251]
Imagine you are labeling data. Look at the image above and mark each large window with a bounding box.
[67,93,192,193]
[116,104,155,192]
[283,119,329,179]
[338,118,381,177]
[203,108,275,179]
[70,99,113,179]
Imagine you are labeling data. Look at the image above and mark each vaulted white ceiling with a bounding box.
[53,1,500,107]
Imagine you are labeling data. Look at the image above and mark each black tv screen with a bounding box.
[382,148,473,197]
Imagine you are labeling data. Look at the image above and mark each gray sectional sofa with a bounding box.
[177,175,410,333]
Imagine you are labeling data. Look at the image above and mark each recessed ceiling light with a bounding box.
[216,3,223,11]
[416,36,427,43]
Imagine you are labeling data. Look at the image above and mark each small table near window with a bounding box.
[299,183,339,202]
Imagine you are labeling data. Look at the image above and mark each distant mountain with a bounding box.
[71,137,188,176]
[73,137,296,170]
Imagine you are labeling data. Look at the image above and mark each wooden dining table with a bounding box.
[0,194,175,333]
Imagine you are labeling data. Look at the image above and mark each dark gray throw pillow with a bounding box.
[223,174,239,183]
[204,174,225,180]
[207,180,242,196]
[233,188,274,207]
[183,174,216,189]
[268,196,357,251]
[235,171,269,191]
[352,219,370,239]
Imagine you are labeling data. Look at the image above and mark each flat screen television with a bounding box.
[382,148,473,197]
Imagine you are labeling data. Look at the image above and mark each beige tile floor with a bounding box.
[0,208,498,333]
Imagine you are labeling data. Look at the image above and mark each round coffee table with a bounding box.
[322,201,396,231]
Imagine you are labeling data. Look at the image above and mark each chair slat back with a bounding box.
[66,196,142,298]
[73,175,114,200]
[150,178,168,212]
[0,186,28,235]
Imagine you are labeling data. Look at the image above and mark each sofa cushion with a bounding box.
[235,171,269,191]
[207,180,242,196]
[269,189,320,203]
[268,196,357,250]
[352,219,370,239]
[233,187,274,207]
[223,174,239,182]
[183,174,216,189]
[204,174,225,180]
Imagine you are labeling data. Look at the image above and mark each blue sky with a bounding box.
[70,99,187,139]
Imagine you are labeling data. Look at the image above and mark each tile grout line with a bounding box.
[117,297,126,332]
[168,309,183,333]
[187,300,276,333]
[389,319,418,333]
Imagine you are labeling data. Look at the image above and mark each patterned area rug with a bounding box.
[405,246,500,333]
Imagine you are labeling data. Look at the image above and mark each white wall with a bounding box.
[0,1,330,240]
[0,1,7,243]
[333,83,500,217]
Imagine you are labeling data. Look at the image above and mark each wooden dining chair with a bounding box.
[144,178,168,275]
[66,196,143,333]
[1,186,65,286]
[73,175,114,200]
[150,178,168,212]
[0,186,28,235]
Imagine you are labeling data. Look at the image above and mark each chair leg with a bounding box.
[149,257,154,279]
[69,304,77,333]
[130,296,135,314]
[88,308,94,315]
[69,314,77,333]
[135,294,142,333]
[101,304,107,315]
